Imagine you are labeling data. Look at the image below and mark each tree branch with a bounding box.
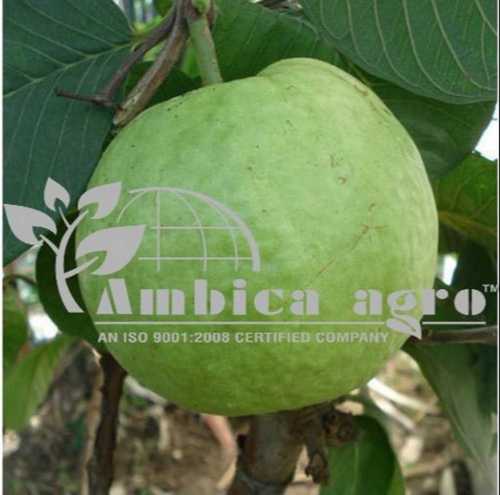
[86,352,127,495]
[56,6,178,108]
[113,2,189,127]
[228,403,357,494]
[228,410,304,495]
[410,325,497,346]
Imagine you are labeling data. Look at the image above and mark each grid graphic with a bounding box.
[116,187,261,273]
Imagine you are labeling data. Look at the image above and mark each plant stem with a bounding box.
[410,325,497,346]
[86,353,127,495]
[56,6,178,108]
[186,2,223,86]
[227,403,353,494]
[113,2,189,127]
[228,410,304,495]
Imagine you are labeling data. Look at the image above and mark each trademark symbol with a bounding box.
[482,284,498,293]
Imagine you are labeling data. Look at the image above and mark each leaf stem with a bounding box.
[185,1,223,86]
[185,0,223,86]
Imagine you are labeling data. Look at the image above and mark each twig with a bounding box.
[113,2,189,127]
[56,6,177,108]
[410,325,497,346]
[80,351,103,495]
[228,410,304,495]
[86,352,127,495]
[259,0,289,9]
[227,403,358,494]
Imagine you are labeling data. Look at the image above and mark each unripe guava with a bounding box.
[77,58,438,416]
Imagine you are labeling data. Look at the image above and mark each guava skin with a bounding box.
[77,58,438,416]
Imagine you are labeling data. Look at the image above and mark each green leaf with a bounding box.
[433,154,497,252]
[302,0,497,104]
[451,241,497,416]
[452,240,497,321]
[3,285,29,379]
[35,217,104,351]
[368,79,495,178]
[154,0,173,16]
[213,0,345,80]
[212,1,493,178]
[4,335,74,431]
[320,416,405,495]
[405,343,496,486]
[3,0,133,265]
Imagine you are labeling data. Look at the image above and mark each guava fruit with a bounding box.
[77,58,438,416]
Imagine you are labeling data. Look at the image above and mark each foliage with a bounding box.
[320,416,405,495]
[3,285,29,379]
[4,335,74,431]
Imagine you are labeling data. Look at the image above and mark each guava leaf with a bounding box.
[301,0,497,104]
[451,241,497,416]
[4,335,74,432]
[3,285,30,380]
[78,182,122,219]
[3,0,133,265]
[405,343,496,486]
[368,79,495,178]
[3,205,57,246]
[407,266,496,484]
[213,0,345,80]
[154,0,173,16]
[320,416,405,495]
[433,154,497,253]
[44,178,70,212]
[452,240,497,322]
[36,222,104,351]
[212,0,493,179]
[75,225,146,275]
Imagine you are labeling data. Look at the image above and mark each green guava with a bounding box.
[77,58,438,416]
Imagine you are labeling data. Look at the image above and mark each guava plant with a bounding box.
[3,1,498,494]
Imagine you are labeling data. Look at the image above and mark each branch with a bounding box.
[259,0,290,9]
[410,325,497,346]
[86,352,127,495]
[228,410,304,495]
[56,7,177,108]
[227,403,357,494]
[113,2,189,127]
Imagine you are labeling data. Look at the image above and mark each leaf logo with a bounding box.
[4,178,145,313]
